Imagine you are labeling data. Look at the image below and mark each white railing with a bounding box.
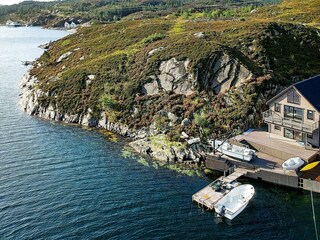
[263,110,318,133]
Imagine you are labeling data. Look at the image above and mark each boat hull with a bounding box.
[282,157,305,170]
[214,184,255,220]
[212,140,255,162]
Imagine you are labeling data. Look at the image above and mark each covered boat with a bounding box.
[214,184,255,220]
[211,140,256,162]
[282,157,305,171]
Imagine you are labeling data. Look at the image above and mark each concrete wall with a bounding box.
[300,178,320,193]
[246,169,298,188]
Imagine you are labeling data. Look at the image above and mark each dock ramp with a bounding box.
[192,169,247,210]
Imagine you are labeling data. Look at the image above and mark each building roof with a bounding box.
[266,74,320,113]
[293,75,320,112]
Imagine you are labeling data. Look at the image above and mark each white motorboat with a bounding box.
[214,184,255,220]
[6,20,23,27]
[211,140,256,162]
[282,157,305,171]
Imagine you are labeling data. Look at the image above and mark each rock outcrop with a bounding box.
[142,58,196,96]
[19,72,207,163]
[142,54,254,96]
[198,53,253,93]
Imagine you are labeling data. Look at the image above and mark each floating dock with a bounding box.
[192,169,247,209]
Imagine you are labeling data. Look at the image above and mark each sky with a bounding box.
[0,0,55,5]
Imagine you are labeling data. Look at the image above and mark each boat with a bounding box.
[21,61,34,66]
[210,178,240,192]
[6,20,23,27]
[211,140,256,162]
[282,157,305,171]
[214,184,255,220]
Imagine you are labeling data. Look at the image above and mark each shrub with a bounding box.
[142,33,166,44]
[61,39,71,47]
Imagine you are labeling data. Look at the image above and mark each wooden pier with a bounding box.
[204,130,320,193]
[192,169,247,210]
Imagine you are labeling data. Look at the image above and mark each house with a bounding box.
[64,22,70,29]
[64,21,78,29]
[263,75,320,147]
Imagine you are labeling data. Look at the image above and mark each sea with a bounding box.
[0,26,318,240]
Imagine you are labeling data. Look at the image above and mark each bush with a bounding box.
[142,33,166,44]
[61,39,71,47]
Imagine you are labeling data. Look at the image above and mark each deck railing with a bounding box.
[263,110,318,133]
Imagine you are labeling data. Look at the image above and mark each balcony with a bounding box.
[263,110,318,134]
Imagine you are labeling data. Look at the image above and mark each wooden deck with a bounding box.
[192,170,246,210]
[233,130,318,161]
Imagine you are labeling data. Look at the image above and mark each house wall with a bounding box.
[268,87,319,147]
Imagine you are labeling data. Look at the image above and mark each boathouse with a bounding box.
[263,75,320,148]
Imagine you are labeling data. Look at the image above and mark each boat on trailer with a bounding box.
[282,157,305,171]
[214,184,255,220]
[211,140,256,162]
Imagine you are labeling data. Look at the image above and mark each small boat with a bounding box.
[282,157,305,171]
[214,184,255,220]
[21,61,34,66]
[6,20,23,27]
[210,179,240,192]
[211,140,256,162]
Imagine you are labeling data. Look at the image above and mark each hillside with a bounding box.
[20,0,320,162]
[0,0,278,27]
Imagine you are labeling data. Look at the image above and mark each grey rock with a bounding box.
[199,53,253,94]
[56,51,72,63]
[141,79,159,95]
[158,58,195,95]
[168,112,178,124]
[194,32,205,38]
[148,47,164,56]
[181,118,191,126]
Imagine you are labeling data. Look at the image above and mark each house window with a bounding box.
[307,110,314,120]
[284,128,294,139]
[274,125,281,131]
[287,90,300,104]
[274,103,281,113]
[284,105,303,121]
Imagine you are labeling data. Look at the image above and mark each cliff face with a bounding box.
[19,1,320,163]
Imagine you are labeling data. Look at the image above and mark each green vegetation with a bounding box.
[0,0,279,27]
[142,33,166,44]
[28,0,320,145]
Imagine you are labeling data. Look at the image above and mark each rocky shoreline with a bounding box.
[19,72,210,164]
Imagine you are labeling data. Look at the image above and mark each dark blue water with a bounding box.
[0,26,319,240]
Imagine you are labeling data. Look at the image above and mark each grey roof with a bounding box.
[293,75,320,112]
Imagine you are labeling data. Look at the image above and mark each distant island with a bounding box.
[18,0,320,165]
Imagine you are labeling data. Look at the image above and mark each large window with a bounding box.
[287,90,300,104]
[307,110,314,120]
[284,128,302,141]
[284,105,303,121]
[274,103,281,113]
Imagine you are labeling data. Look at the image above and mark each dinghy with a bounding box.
[282,157,305,171]
[211,140,256,162]
[214,184,255,220]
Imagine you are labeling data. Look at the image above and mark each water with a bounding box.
[0,26,319,240]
